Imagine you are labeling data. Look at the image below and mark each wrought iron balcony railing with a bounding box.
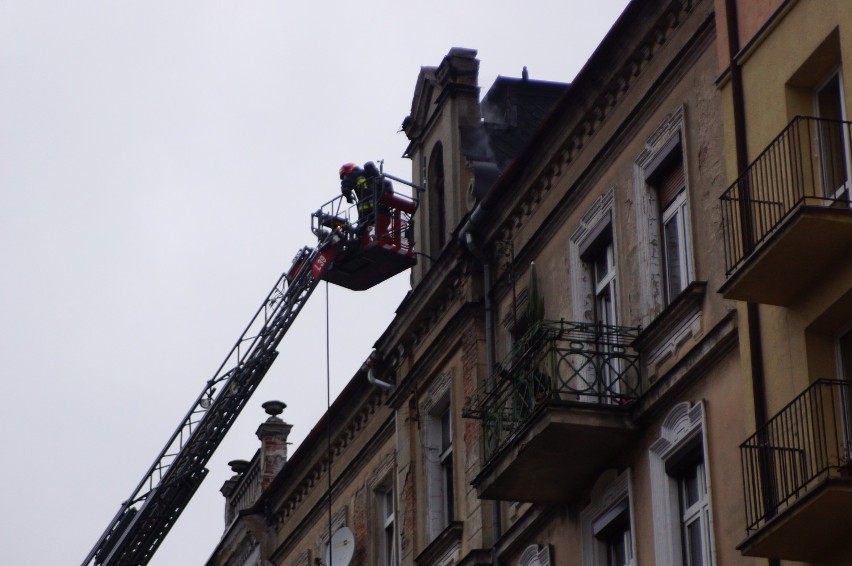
[740,379,852,534]
[720,116,852,275]
[463,320,640,461]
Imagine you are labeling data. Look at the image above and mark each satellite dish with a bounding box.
[327,526,355,566]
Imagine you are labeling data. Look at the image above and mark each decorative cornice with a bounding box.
[268,390,387,530]
[375,243,473,368]
[267,414,394,563]
[387,301,482,410]
[487,0,706,253]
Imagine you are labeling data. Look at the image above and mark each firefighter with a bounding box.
[339,162,392,237]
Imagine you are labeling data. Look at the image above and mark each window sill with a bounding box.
[414,521,464,566]
[633,281,707,383]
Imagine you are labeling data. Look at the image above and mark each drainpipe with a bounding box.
[725,4,777,565]
[361,351,401,562]
[725,0,769,437]
[459,203,501,565]
[362,352,395,392]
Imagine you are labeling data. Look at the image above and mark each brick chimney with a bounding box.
[256,400,292,490]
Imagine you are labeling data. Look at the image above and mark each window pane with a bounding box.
[663,215,682,301]
[443,453,454,522]
[607,527,631,566]
[816,74,849,196]
[384,489,394,521]
[385,522,395,566]
[681,463,700,509]
[441,409,451,451]
[685,519,704,566]
[596,285,613,326]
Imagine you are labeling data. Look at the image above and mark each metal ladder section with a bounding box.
[81,238,333,566]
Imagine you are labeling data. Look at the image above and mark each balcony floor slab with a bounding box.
[739,477,852,562]
[473,402,635,503]
[721,206,852,305]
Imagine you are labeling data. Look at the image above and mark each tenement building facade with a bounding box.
[714,0,852,563]
[206,0,852,565]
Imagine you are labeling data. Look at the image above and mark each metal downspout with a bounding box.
[724,3,777,565]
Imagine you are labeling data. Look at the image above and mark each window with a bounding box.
[633,107,695,323]
[377,486,396,566]
[677,457,711,566]
[569,188,615,323]
[815,71,851,202]
[837,327,852,453]
[427,401,455,538]
[590,236,617,327]
[518,544,552,566]
[646,136,691,306]
[649,402,715,566]
[428,142,447,254]
[439,407,455,525]
[581,470,635,566]
[581,226,621,401]
[661,191,689,303]
[600,514,632,566]
[658,165,689,304]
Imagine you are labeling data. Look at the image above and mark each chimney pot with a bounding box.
[262,400,286,417]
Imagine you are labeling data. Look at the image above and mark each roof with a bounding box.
[464,75,569,200]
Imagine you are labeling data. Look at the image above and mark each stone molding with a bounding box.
[490,0,704,253]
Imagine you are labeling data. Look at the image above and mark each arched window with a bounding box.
[518,544,551,566]
[427,143,446,254]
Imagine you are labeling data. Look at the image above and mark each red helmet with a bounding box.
[339,162,357,179]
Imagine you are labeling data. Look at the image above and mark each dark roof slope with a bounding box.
[481,76,570,169]
[463,75,569,200]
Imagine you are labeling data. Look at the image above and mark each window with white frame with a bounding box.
[646,137,692,306]
[677,455,711,566]
[581,470,635,566]
[569,189,615,323]
[634,107,695,323]
[579,223,622,402]
[658,163,690,305]
[377,485,397,566]
[518,544,552,566]
[439,406,455,525]
[649,402,715,566]
[427,399,455,539]
[589,234,617,327]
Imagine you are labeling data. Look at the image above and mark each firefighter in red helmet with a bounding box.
[339,161,392,236]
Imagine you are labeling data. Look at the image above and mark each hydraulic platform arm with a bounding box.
[82,170,418,566]
[81,239,332,566]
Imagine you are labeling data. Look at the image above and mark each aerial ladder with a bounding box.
[81,171,418,566]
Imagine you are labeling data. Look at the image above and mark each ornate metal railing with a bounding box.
[740,379,852,534]
[720,116,852,276]
[463,320,640,460]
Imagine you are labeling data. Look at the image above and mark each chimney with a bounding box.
[221,459,250,526]
[256,400,292,490]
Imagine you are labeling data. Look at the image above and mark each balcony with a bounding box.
[719,116,852,305]
[739,379,852,562]
[463,320,640,502]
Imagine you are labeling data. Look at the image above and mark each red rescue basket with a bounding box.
[310,180,418,291]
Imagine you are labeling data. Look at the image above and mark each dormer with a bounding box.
[403,48,484,285]
[402,49,570,287]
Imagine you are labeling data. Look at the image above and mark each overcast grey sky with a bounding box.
[0,2,630,564]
